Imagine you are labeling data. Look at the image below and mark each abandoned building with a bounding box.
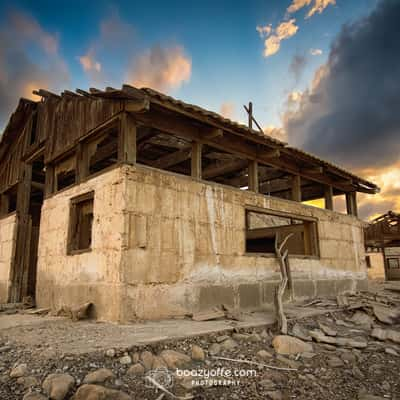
[365,211,400,281]
[0,85,380,321]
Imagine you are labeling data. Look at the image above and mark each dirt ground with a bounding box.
[0,281,399,400]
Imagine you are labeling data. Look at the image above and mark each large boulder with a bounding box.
[83,369,115,384]
[72,384,131,400]
[160,350,191,369]
[272,335,313,355]
[42,373,75,400]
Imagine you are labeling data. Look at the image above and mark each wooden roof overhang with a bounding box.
[365,211,400,248]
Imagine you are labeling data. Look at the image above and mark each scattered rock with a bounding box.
[340,352,357,363]
[327,356,344,368]
[160,350,191,369]
[272,335,313,355]
[385,347,399,356]
[358,391,387,400]
[140,351,154,371]
[191,344,205,361]
[42,373,75,400]
[208,343,221,356]
[17,375,39,388]
[105,349,116,358]
[220,338,238,351]
[276,355,300,369]
[310,330,367,348]
[301,352,317,359]
[152,356,167,369]
[10,363,28,378]
[373,305,400,325]
[318,322,337,337]
[119,355,132,365]
[266,390,283,400]
[232,333,250,341]
[350,312,374,328]
[257,350,273,360]
[291,323,312,341]
[71,384,131,400]
[371,328,400,343]
[83,368,115,384]
[259,378,276,390]
[127,363,145,376]
[22,394,48,400]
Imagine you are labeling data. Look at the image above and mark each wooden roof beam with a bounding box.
[32,89,61,100]
[203,159,248,179]
[150,147,192,169]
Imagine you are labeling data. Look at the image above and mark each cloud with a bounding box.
[219,102,235,120]
[127,45,191,91]
[310,48,323,56]
[287,0,336,18]
[263,125,287,142]
[263,19,299,57]
[289,54,307,81]
[78,53,101,73]
[282,0,400,220]
[0,10,69,130]
[256,24,272,38]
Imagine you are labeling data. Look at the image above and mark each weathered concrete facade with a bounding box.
[366,252,385,280]
[36,164,368,321]
[0,213,17,303]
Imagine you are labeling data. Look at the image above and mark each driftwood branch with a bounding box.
[274,233,293,334]
[211,356,297,371]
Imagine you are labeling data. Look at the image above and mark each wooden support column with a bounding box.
[291,175,302,202]
[346,191,358,217]
[119,112,137,164]
[248,160,259,193]
[191,141,202,179]
[44,164,54,198]
[76,143,88,183]
[0,193,9,215]
[324,185,334,210]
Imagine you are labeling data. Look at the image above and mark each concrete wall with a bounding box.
[36,164,368,321]
[36,167,126,321]
[0,213,17,303]
[119,164,367,320]
[366,252,385,280]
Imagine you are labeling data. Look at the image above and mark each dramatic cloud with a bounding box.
[287,0,336,18]
[310,48,323,56]
[127,45,191,91]
[219,102,236,120]
[263,125,287,142]
[256,24,272,38]
[263,19,299,57]
[283,0,400,219]
[78,53,101,73]
[289,54,307,82]
[0,10,69,130]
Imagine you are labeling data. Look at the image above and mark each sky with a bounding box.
[0,0,398,220]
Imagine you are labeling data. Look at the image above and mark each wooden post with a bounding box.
[248,160,259,193]
[346,191,358,216]
[76,143,88,183]
[248,102,253,129]
[0,193,9,215]
[324,185,333,210]
[44,164,54,198]
[291,175,301,202]
[119,112,137,164]
[191,141,202,179]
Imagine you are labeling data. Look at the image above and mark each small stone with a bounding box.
[327,356,344,368]
[83,368,115,384]
[220,338,238,351]
[272,335,313,355]
[357,391,386,400]
[131,352,139,363]
[259,378,276,390]
[208,343,221,356]
[127,363,145,376]
[266,390,283,400]
[140,351,154,371]
[301,352,316,359]
[318,323,337,337]
[105,349,116,357]
[10,363,28,378]
[276,355,300,369]
[119,355,132,365]
[291,323,312,341]
[371,328,400,343]
[160,350,191,369]
[22,394,48,400]
[341,352,357,363]
[249,333,262,342]
[71,384,131,400]
[216,335,230,343]
[350,312,374,328]
[257,350,273,360]
[17,375,39,388]
[385,347,399,356]
[191,345,205,361]
[42,373,75,400]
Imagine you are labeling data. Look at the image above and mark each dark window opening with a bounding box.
[245,209,319,256]
[366,255,371,268]
[88,127,119,175]
[29,112,38,146]
[68,191,94,254]
[387,258,400,269]
[55,156,76,192]
[1,185,18,215]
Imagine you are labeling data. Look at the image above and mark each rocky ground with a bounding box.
[1,286,400,399]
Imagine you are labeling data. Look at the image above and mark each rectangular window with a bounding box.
[387,258,400,269]
[0,185,18,215]
[366,255,371,268]
[67,191,94,254]
[245,209,319,256]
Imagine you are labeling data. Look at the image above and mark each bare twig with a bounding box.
[145,376,194,400]
[211,355,297,371]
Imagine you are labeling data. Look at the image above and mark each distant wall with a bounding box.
[366,252,385,280]
[0,213,17,303]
